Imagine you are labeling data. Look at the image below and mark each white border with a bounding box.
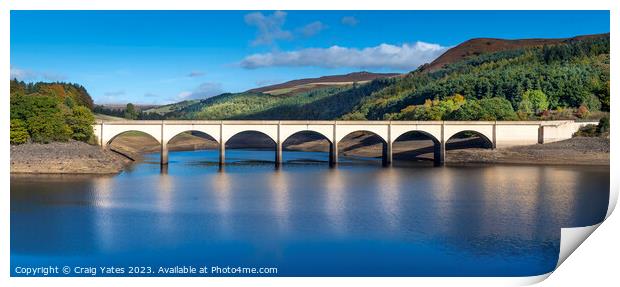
[1,1,617,286]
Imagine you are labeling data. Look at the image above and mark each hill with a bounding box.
[142,100,199,115]
[99,33,609,122]
[422,33,609,72]
[247,71,399,96]
[345,33,609,120]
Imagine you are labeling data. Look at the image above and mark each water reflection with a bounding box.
[93,176,115,252]
[324,168,347,235]
[157,172,174,213]
[375,168,402,232]
[211,171,233,235]
[270,169,290,233]
[10,150,609,276]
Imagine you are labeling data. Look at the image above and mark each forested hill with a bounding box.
[421,33,609,72]
[134,33,609,121]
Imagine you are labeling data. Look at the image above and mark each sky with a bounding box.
[10,10,610,105]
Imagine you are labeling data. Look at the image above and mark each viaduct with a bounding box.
[93,120,593,166]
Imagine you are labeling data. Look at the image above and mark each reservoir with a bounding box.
[10,150,609,276]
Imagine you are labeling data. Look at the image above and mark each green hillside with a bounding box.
[347,35,609,120]
[130,34,610,122]
[142,100,199,115]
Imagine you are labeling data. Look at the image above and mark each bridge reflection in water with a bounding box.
[94,120,593,167]
[10,153,609,276]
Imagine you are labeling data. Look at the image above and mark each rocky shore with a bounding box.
[10,141,132,174]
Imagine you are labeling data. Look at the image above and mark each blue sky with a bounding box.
[10,11,609,105]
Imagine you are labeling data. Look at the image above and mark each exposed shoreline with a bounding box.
[10,135,609,175]
[10,141,133,175]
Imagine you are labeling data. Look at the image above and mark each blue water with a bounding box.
[10,150,609,276]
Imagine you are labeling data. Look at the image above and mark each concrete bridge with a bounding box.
[93,120,593,166]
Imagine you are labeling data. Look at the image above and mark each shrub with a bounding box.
[581,93,602,111]
[10,119,30,144]
[575,105,590,118]
[573,117,609,137]
[574,124,599,137]
[597,116,610,134]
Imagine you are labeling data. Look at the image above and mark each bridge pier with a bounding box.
[329,142,338,166]
[161,142,169,165]
[219,142,225,166]
[382,141,392,167]
[275,141,282,166]
[434,141,445,166]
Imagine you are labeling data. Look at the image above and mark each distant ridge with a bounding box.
[248,71,400,94]
[422,33,610,72]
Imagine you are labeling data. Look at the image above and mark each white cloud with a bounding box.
[10,67,36,80]
[240,42,449,70]
[244,11,292,46]
[104,90,125,97]
[299,21,327,37]
[174,82,225,101]
[10,66,66,81]
[187,71,205,78]
[341,16,359,26]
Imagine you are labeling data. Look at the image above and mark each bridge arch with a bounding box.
[166,130,219,148]
[282,130,333,145]
[163,125,220,145]
[446,130,494,150]
[224,130,277,146]
[337,130,390,165]
[279,125,333,144]
[104,128,161,146]
[166,130,219,145]
[391,124,442,144]
[392,130,442,165]
[224,130,277,164]
[443,124,494,148]
[392,130,440,145]
[338,130,388,146]
[281,130,333,164]
[335,125,388,144]
[222,125,278,144]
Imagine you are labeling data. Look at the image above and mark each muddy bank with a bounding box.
[11,141,132,174]
[446,137,609,166]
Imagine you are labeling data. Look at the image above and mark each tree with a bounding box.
[518,90,549,118]
[477,97,518,120]
[19,95,72,143]
[67,106,95,141]
[10,119,30,144]
[11,79,97,144]
[124,103,139,119]
[449,100,483,120]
